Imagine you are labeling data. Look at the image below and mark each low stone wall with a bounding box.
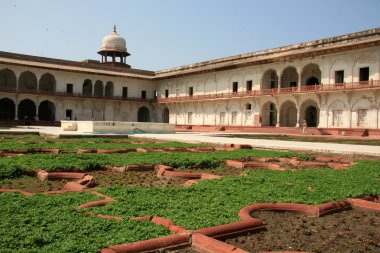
[61,121,175,133]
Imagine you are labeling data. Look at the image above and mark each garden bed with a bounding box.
[225,209,380,252]
[0,134,379,252]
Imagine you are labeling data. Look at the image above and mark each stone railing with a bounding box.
[158,80,380,103]
[0,87,155,102]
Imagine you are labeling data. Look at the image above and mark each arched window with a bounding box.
[281,67,298,88]
[94,80,104,97]
[82,79,93,96]
[19,71,37,90]
[0,98,16,120]
[261,70,278,89]
[301,64,321,86]
[38,100,55,121]
[137,106,150,122]
[18,99,36,121]
[105,81,114,97]
[162,107,169,123]
[39,73,56,92]
[0,69,17,89]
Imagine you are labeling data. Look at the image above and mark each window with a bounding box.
[66,83,73,93]
[357,109,368,127]
[359,67,369,82]
[187,112,193,124]
[141,90,147,99]
[246,80,252,91]
[231,111,238,125]
[270,72,277,88]
[245,103,252,110]
[65,109,72,120]
[122,87,128,98]
[188,87,193,96]
[332,110,343,126]
[232,82,238,92]
[165,89,169,98]
[335,70,344,84]
[153,90,157,99]
[219,112,225,125]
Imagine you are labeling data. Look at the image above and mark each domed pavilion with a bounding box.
[98,26,131,67]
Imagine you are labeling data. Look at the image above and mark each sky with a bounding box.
[1,0,380,71]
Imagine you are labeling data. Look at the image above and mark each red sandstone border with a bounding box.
[2,146,247,155]
[226,156,356,171]
[155,164,221,186]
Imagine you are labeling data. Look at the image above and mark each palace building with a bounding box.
[0,27,380,134]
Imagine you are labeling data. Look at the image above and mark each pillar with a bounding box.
[295,107,300,127]
[348,107,352,129]
[276,109,280,127]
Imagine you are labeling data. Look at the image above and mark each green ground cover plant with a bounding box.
[0,192,170,253]
[0,135,206,151]
[91,160,380,230]
[0,149,309,180]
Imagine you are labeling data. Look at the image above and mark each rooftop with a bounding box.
[0,28,379,80]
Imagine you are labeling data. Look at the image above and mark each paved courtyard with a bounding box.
[1,126,380,157]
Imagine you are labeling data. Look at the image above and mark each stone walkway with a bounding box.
[1,126,380,156]
[135,132,380,157]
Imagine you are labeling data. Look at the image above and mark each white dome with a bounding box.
[100,27,127,52]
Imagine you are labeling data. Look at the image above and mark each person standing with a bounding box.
[302,120,308,135]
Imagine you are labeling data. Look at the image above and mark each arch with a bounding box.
[301,63,321,86]
[0,98,15,120]
[82,79,93,96]
[18,99,36,121]
[94,80,104,97]
[300,99,319,127]
[137,106,150,122]
[0,68,17,89]
[261,101,277,126]
[19,71,37,90]
[279,100,297,127]
[306,76,320,86]
[261,69,278,90]
[38,100,55,121]
[280,66,298,88]
[105,81,114,97]
[162,107,169,123]
[39,73,56,92]
[305,106,318,127]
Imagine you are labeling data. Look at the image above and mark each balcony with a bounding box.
[158,80,380,103]
[0,87,155,103]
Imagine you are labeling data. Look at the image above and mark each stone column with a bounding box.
[295,108,300,128]
[348,107,352,129]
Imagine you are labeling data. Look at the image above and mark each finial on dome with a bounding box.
[113,25,116,33]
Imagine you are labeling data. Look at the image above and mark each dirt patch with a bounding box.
[93,170,188,188]
[0,176,68,193]
[225,209,380,253]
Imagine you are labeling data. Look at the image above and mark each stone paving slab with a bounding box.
[1,127,379,156]
[134,133,380,157]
